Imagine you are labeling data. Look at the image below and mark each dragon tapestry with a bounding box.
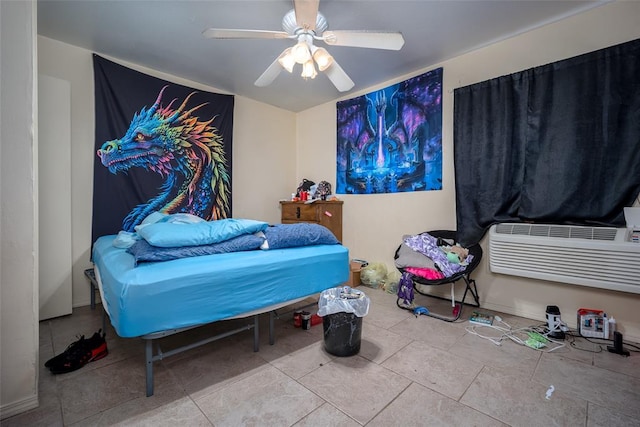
[92,55,234,242]
[336,68,442,194]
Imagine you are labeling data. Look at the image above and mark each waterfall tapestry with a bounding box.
[91,55,234,242]
[336,68,442,194]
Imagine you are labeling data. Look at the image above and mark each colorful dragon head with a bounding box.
[97,86,230,231]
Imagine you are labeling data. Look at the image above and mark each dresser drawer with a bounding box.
[280,200,343,242]
[281,203,319,222]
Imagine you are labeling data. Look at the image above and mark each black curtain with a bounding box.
[454,38,640,246]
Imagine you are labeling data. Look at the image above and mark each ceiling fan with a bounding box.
[202,0,405,92]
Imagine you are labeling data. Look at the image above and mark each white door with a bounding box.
[38,74,73,320]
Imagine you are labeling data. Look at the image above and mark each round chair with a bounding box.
[394,230,482,321]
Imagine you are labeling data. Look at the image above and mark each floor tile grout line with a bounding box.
[457,363,486,403]
[17,288,640,426]
[189,393,216,426]
[363,380,414,426]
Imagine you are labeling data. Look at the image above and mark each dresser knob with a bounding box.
[296,207,300,218]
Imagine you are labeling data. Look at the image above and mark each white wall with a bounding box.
[0,0,40,418]
[297,1,640,341]
[37,36,297,308]
[38,74,73,320]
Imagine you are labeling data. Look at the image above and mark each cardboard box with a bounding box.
[348,270,361,287]
[348,259,367,287]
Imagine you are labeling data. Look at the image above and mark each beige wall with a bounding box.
[38,37,297,308]
[1,0,39,418]
[296,1,640,341]
[36,1,640,344]
[2,0,638,418]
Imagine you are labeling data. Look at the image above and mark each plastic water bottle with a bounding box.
[608,316,616,339]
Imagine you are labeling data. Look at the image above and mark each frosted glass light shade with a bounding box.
[277,48,295,73]
[301,60,317,79]
[291,41,311,64]
[312,47,333,71]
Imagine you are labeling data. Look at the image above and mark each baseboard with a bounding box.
[72,300,91,308]
[479,301,544,324]
[0,394,38,420]
[72,297,101,309]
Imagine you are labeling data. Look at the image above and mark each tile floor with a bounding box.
[5,286,640,426]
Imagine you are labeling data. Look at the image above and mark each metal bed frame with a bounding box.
[86,267,314,397]
[141,317,260,397]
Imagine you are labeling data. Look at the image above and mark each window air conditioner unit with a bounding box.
[489,222,640,294]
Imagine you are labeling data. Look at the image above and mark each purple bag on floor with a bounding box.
[397,272,415,306]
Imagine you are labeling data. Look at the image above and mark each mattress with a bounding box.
[92,235,349,337]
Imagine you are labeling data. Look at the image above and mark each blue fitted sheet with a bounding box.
[92,235,349,337]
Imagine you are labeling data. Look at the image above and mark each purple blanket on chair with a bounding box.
[403,233,473,277]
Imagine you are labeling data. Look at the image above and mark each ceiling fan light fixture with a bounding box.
[312,47,333,72]
[301,60,317,79]
[203,0,404,92]
[291,40,311,64]
[277,48,296,73]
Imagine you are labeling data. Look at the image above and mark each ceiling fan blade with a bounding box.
[323,30,405,50]
[202,28,289,40]
[293,0,319,31]
[254,57,284,87]
[324,60,354,92]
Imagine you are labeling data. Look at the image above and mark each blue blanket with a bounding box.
[127,222,340,264]
[127,233,264,264]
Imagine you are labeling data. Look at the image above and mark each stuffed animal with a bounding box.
[441,244,469,264]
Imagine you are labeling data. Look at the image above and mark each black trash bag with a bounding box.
[318,286,370,357]
[323,313,363,357]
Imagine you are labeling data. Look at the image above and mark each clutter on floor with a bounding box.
[45,329,108,374]
[465,305,637,358]
[360,262,387,289]
[464,314,567,352]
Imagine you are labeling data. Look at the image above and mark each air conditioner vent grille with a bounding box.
[494,223,616,241]
[489,224,640,294]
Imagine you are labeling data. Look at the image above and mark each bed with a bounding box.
[91,220,349,396]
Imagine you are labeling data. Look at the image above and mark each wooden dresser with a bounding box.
[280,200,343,242]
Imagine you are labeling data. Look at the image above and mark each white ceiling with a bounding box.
[37,0,607,112]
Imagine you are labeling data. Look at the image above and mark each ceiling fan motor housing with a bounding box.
[282,9,328,35]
